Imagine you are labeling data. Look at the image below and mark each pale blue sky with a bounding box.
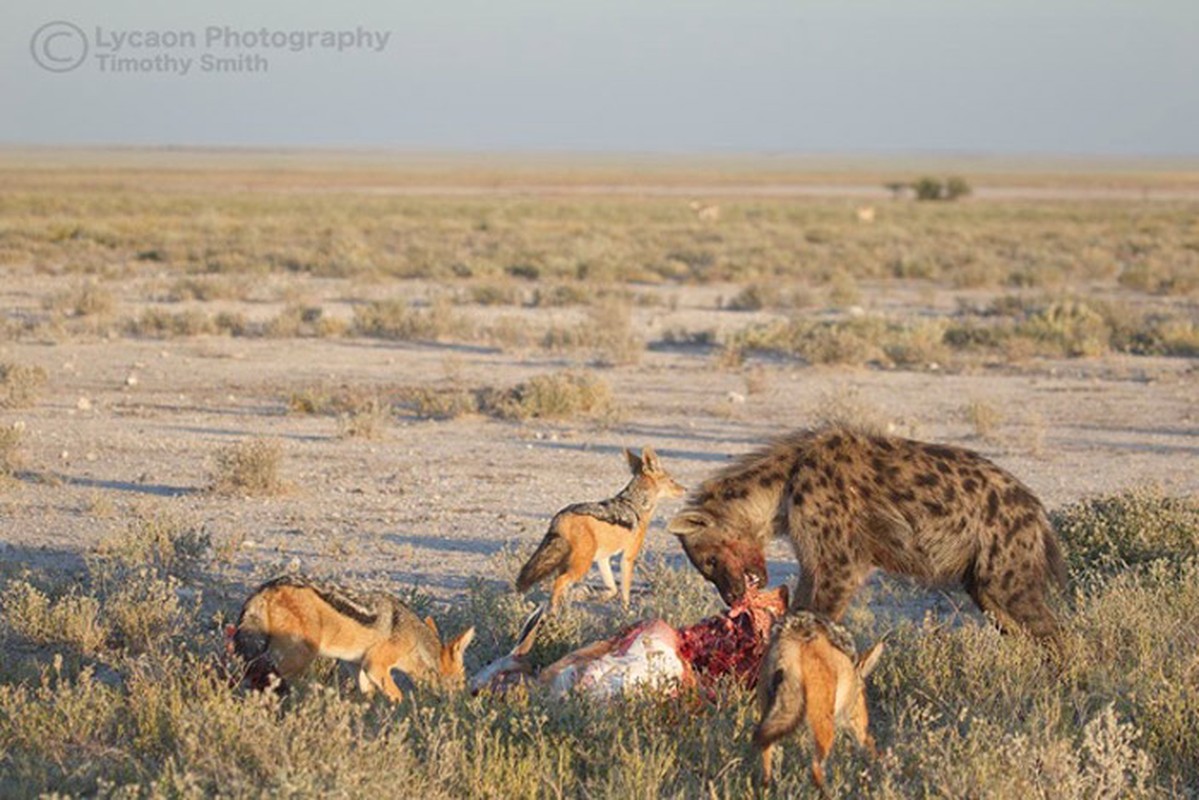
[2,0,1196,155]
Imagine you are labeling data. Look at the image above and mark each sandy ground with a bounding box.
[2,288,1196,605]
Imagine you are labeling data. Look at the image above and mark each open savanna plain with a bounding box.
[0,150,1197,798]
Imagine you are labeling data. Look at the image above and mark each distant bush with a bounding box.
[945,176,972,200]
[913,177,945,201]
[911,176,972,202]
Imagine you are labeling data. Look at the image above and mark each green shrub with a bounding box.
[1052,488,1199,579]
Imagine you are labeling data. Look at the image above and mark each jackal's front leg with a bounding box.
[360,646,405,703]
[596,557,619,602]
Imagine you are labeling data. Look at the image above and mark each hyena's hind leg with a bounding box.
[967,526,1064,654]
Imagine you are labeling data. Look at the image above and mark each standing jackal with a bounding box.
[668,426,1067,645]
[754,611,883,789]
[231,575,475,702]
[516,447,685,610]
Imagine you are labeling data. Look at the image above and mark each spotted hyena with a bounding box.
[667,426,1067,645]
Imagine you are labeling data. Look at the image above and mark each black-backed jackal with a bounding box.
[230,575,475,702]
[516,447,685,610]
[754,611,883,789]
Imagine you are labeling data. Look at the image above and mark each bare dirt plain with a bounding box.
[2,284,1196,606]
[1,150,1197,610]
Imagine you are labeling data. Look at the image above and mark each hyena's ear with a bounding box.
[855,641,884,679]
[625,447,644,474]
[424,616,440,639]
[641,446,661,473]
[667,509,713,537]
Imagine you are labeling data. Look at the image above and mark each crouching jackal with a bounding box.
[754,611,883,789]
[231,575,475,702]
[516,446,685,610]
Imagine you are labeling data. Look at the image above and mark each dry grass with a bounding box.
[1,178,1195,374]
[482,370,618,422]
[963,399,1003,439]
[0,489,1195,797]
[0,364,47,409]
[393,370,619,424]
[209,439,285,496]
[0,422,24,479]
[353,296,472,342]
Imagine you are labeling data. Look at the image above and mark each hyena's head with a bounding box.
[626,446,687,501]
[668,506,768,606]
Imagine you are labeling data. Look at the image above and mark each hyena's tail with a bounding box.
[753,663,806,750]
[515,531,571,592]
[1042,523,1069,593]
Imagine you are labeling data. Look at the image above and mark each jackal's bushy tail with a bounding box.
[516,533,571,592]
[753,665,806,749]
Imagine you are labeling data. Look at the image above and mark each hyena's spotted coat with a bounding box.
[668,426,1067,644]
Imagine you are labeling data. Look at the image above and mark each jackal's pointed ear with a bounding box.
[856,641,884,679]
[624,447,644,474]
[641,446,661,473]
[424,616,440,639]
[667,509,713,537]
[512,605,545,657]
[448,627,476,661]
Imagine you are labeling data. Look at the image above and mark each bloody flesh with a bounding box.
[676,584,787,685]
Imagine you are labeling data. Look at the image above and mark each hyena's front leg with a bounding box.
[793,545,870,621]
[789,504,870,620]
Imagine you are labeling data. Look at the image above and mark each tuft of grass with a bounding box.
[338,400,390,439]
[962,399,1003,439]
[724,283,813,312]
[352,296,471,341]
[45,282,116,319]
[0,581,107,654]
[0,364,48,409]
[209,438,285,496]
[542,297,643,366]
[127,308,216,338]
[0,422,25,479]
[482,370,617,422]
[398,387,481,420]
[811,386,890,436]
[89,507,212,585]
